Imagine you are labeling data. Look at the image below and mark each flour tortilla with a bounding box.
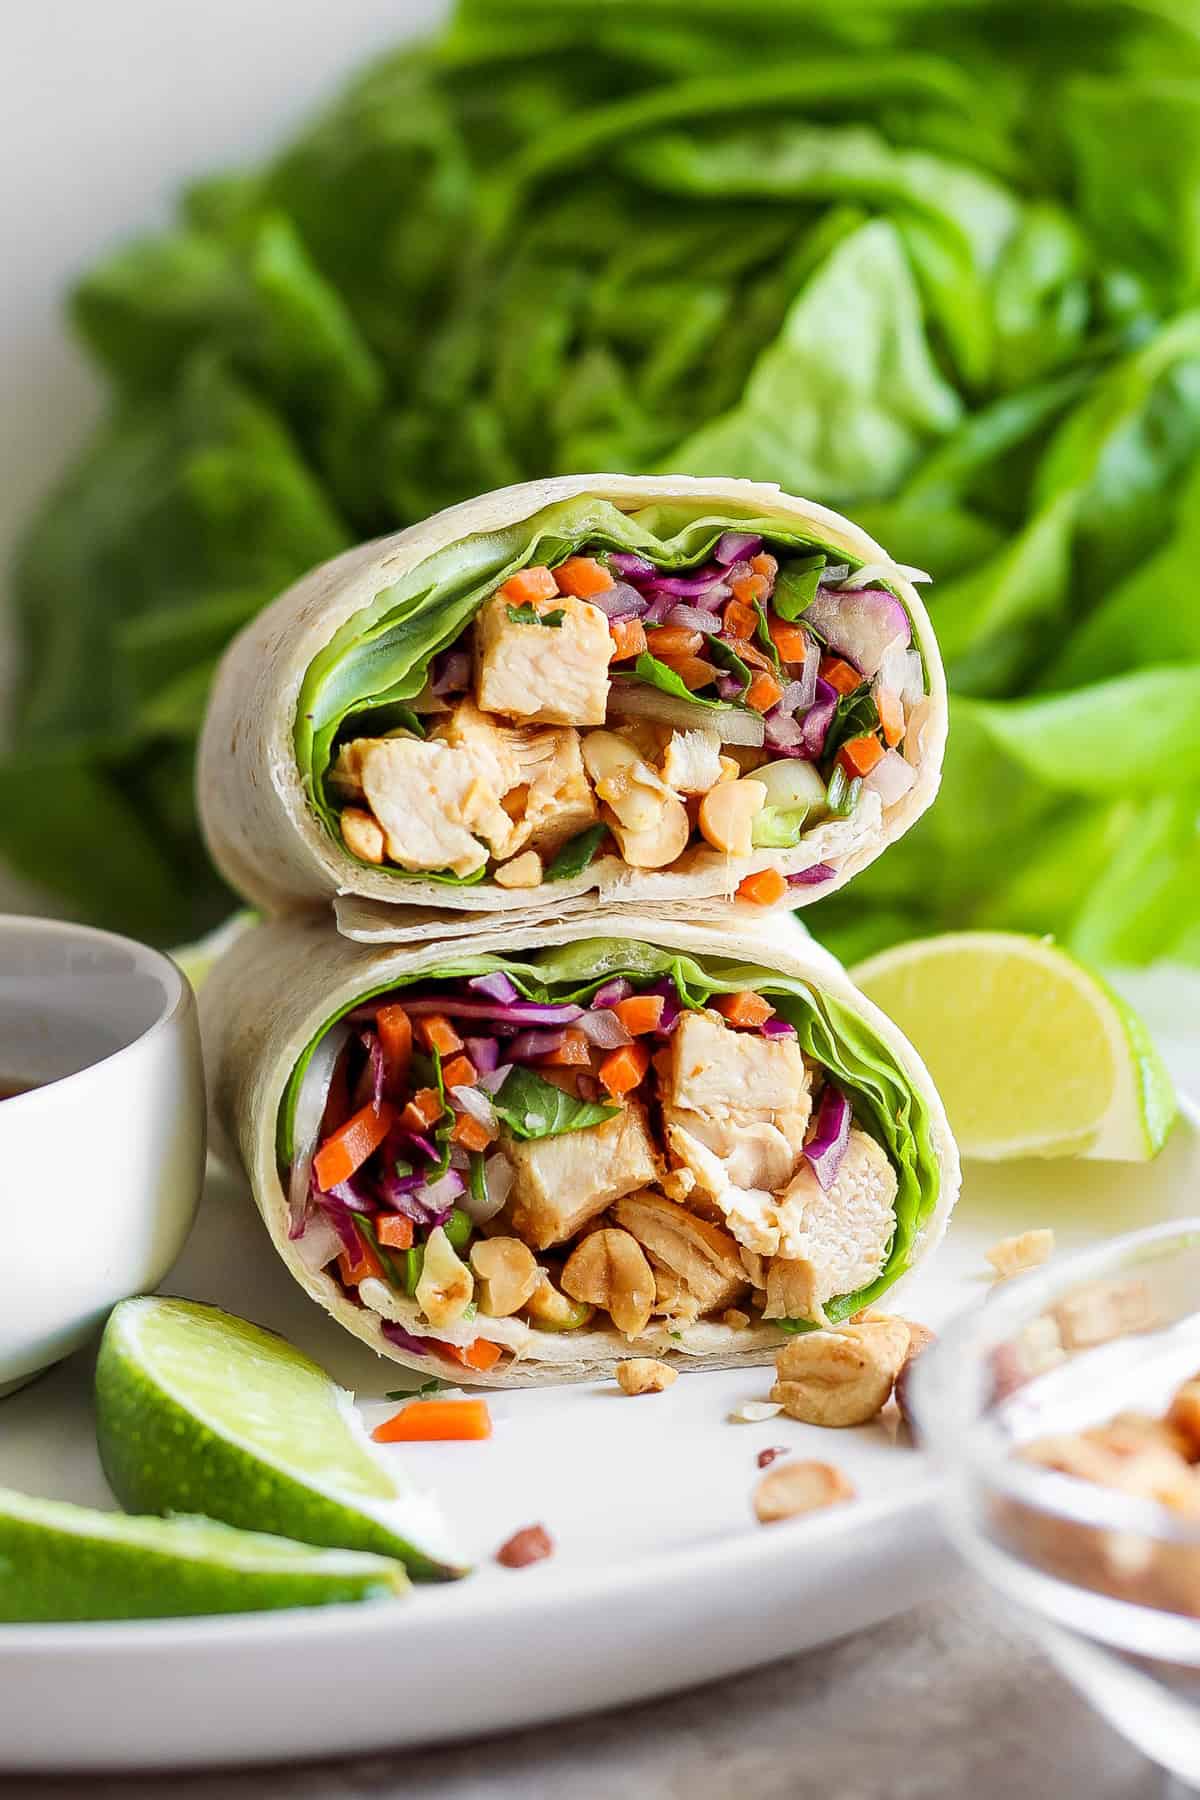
[200,909,959,1388]
[198,474,945,936]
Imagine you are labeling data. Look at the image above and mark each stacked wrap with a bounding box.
[199,474,945,945]
[198,473,956,1381]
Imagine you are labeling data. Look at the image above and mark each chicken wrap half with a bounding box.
[201,912,958,1387]
[199,475,944,940]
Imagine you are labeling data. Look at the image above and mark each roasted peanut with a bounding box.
[986,1228,1055,1280]
[522,1272,594,1332]
[470,1237,540,1317]
[562,1228,656,1340]
[771,1318,910,1427]
[754,1459,855,1524]
[494,850,544,889]
[616,1358,677,1395]
[340,805,385,864]
[415,1225,474,1327]
[697,778,767,855]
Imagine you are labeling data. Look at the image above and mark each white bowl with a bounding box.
[0,916,205,1395]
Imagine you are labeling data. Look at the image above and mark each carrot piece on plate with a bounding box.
[372,1397,494,1442]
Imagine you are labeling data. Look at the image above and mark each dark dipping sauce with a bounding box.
[0,1079,38,1101]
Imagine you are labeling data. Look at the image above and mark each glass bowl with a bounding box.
[912,1219,1200,1792]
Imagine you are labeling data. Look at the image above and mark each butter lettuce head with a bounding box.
[280,937,941,1325]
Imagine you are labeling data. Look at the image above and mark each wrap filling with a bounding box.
[297,497,930,898]
[279,939,941,1374]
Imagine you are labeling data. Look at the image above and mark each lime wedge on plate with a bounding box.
[0,1487,406,1622]
[851,931,1177,1161]
[95,1299,466,1581]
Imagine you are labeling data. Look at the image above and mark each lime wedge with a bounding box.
[851,931,1177,1162]
[95,1299,466,1581]
[0,1486,406,1622]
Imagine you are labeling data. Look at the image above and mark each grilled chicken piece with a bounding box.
[613,1191,748,1315]
[663,1106,800,1193]
[663,1009,811,1123]
[434,700,597,857]
[500,1103,660,1250]
[355,736,514,877]
[475,591,611,726]
[659,728,724,795]
[762,1130,898,1324]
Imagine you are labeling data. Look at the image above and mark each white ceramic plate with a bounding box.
[2,1102,1198,1774]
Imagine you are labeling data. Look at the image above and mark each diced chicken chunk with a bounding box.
[762,1130,898,1323]
[613,1191,747,1315]
[500,1103,660,1250]
[664,1107,801,1193]
[660,729,724,795]
[475,591,611,726]
[357,737,514,877]
[664,1009,811,1123]
[434,700,598,858]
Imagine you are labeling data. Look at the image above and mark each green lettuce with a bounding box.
[279,937,942,1324]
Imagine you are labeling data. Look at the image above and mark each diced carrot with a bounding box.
[598,1041,651,1098]
[820,655,861,697]
[746,672,783,713]
[608,616,647,662]
[767,615,808,663]
[372,1397,494,1442]
[554,555,613,599]
[313,1100,395,1191]
[657,653,718,690]
[400,1087,443,1132]
[442,1337,505,1373]
[451,1111,495,1152]
[541,1029,592,1067]
[647,625,704,657]
[838,735,885,778]
[730,571,769,606]
[723,599,758,640]
[736,868,788,907]
[376,1214,415,1251]
[441,1053,478,1090]
[613,994,664,1035]
[416,1014,464,1057]
[750,552,778,585]
[714,990,776,1028]
[876,686,905,748]
[338,1235,384,1288]
[500,566,558,606]
[375,1004,412,1098]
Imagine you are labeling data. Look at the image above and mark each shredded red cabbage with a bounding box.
[467,971,520,1004]
[431,649,471,696]
[381,1321,434,1356]
[593,977,634,1007]
[788,863,836,886]
[800,678,839,759]
[589,581,649,619]
[509,1026,568,1060]
[805,1086,851,1190]
[713,531,763,565]
[401,996,583,1026]
[464,1034,500,1073]
[760,1017,797,1038]
[607,551,657,581]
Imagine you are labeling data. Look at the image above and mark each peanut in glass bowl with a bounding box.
[912,1217,1200,1793]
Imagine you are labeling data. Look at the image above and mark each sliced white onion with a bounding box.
[864,748,918,806]
[576,1007,633,1049]
[794,633,819,709]
[608,682,765,746]
[287,1020,351,1233]
[478,1061,513,1096]
[837,561,931,589]
[294,1211,344,1273]
[450,1083,498,1131]
[462,1152,514,1224]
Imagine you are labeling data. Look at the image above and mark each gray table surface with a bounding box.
[0,1580,1161,1799]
